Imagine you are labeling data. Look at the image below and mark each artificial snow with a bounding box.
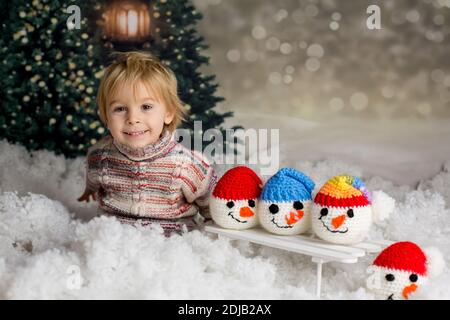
[0,124,449,299]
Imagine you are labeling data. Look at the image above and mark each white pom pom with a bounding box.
[424,247,445,278]
[371,190,395,224]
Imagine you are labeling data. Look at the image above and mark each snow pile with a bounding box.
[0,140,449,299]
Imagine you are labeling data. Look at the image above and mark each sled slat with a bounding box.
[205,225,358,263]
[293,234,366,257]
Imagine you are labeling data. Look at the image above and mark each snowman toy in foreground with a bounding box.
[311,175,393,245]
[258,168,315,235]
[366,241,445,300]
[209,166,263,230]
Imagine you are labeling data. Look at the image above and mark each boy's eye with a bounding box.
[113,106,126,112]
[142,104,154,110]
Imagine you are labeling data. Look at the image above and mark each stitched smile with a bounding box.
[271,217,293,229]
[319,217,348,233]
[228,212,247,223]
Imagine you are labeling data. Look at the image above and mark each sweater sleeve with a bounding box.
[179,151,217,219]
[84,137,109,193]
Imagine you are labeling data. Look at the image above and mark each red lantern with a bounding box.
[103,1,151,41]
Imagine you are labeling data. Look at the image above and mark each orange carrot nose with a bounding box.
[285,210,304,225]
[402,284,418,299]
[240,206,254,217]
[332,214,346,229]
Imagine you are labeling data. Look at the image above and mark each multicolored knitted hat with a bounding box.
[373,242,427,276]
[212,166,263,200]
[314,175,372,208]
[261,168,315,202]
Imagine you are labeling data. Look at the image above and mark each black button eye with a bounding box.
[409,274,418,282]
[248,199,255,208]
[385,274,395,282]
[320,208,328,216]
[347,209,354,218]
[269,204,279,214]
[226,201,234,209]
[293,201,303,210]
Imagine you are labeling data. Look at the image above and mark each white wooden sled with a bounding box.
[204,223,393,298]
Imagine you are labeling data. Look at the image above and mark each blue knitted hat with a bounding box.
[261,168,315,202]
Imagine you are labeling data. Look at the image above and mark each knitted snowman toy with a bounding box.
[366,242,445,300]
[258,168,315,235]
[209,166,262,230]
[311,175,393,245]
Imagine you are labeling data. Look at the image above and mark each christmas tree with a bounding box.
[0,0,234,158]
[0,0,106,157]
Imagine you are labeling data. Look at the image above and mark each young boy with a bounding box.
[78,51,216,235]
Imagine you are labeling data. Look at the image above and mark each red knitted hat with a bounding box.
[373,242,427,276]
[212,166,262,200]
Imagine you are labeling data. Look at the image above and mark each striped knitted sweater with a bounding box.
[84,130,217,232]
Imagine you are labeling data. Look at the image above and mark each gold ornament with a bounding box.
[95,70,104,79]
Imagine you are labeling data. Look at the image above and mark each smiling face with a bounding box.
[367,267,426,300]
[258,200,312,235]
[106,81,174,149]
[209,197,259,230]
[311,204,372,244]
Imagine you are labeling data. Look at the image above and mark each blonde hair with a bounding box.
[96,51,186,132]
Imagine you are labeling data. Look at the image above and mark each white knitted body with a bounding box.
[210,197,259,230]
[258,200,312,235]
[367,266,427,300]
[311,204,372,244]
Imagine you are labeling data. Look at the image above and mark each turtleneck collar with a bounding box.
[113,130,175,161]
